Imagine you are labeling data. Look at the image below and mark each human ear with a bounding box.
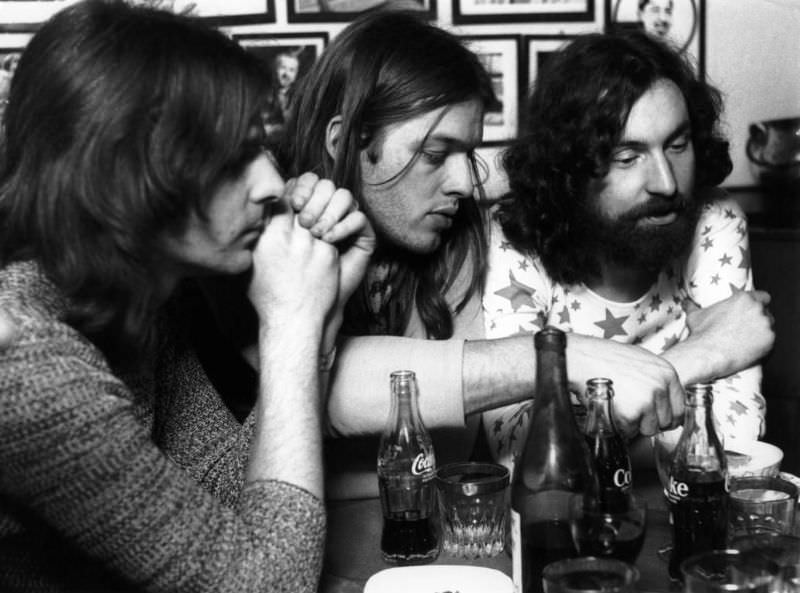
[325,115,343,161]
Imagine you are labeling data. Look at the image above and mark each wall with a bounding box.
[706,0,800,188]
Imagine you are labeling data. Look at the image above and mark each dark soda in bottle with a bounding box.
[377,370,439,564]
[666,383,728,580]
[510,328,594,593]
[584,378,632,513]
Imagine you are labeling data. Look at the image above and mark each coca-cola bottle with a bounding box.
[377,370,439,564]
[510,327,594,593]
[666,383,728,580]
[584,378,632,513]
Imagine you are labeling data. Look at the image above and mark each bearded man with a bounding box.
[482,31,774,469]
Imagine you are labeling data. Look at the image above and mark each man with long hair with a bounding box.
[280,11,707,499]
[484,31,773,469]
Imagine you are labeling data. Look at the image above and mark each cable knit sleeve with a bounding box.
[0,273,325,593]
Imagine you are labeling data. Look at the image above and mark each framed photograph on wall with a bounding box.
[605,0,704,76]
[1,44,26,122]
[523,35,575,97]
[0,0,275,32]
[288,0,436,23]
[461,35,520,145]
[453,0,593,25]
[233,32,328,144]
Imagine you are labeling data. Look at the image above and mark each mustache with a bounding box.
[621,194,689,221]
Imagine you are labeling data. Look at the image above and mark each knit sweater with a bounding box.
[0,261,325,592]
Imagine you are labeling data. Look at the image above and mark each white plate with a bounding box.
[364,565,513,593]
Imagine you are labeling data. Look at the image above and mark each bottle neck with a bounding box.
[534,346,570,410]
[585,380,616,435]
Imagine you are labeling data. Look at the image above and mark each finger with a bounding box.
[311,188,357,239]
[638,407,660,437]
[750,289,772,305]
[286,172,321,213]
[295,178,337,229]
[654,387,674,433]
[320,210,373,245]
[667,378,685,430]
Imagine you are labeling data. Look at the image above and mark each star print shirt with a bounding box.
[481,196,766,471]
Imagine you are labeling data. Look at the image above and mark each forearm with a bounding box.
[326,335,466,435]
[247,323,324,499]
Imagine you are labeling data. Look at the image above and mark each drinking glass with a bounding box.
[542,557,639,593]
[569,493,647,564]
[681,549,780,593]
[435,461,509,559]
[732,533,800,592]
[729,476,798,539]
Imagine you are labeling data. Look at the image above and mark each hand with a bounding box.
[566,334,685,438]
[286,173,375,347]
[683,289,774,377]
[247,193,339,333]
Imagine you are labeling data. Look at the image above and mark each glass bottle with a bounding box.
[377,370,439,564]
[584,378,632,513]
[666,383,728,580]
[510,327,594,593]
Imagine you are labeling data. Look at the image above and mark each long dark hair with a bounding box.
[283,10,495,339]
[0,0,272,360]
[500,31,732,285]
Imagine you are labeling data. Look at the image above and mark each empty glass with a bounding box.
[681,549,780,593]
[542,557,639,593]
[435,461,509,559]
[729,476,798,539]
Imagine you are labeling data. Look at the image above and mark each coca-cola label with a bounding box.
[665,475,689,503]
[613,468,632,489]
[411,452,432,476]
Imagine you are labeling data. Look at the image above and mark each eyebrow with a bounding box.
[616,120,692,151]
[421,134,479,152]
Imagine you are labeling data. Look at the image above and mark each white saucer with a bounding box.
[364,564,513,593]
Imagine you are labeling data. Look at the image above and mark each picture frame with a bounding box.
[233,32,329,144]
[288,0,436,23]
[605,0,705,77]
[523,35,575,97]
[0,0,275,33]
[461,35,521,145]
[453,0,593,25]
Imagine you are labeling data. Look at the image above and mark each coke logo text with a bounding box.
[667,476,689,500]
[613,468,632,489]
[411,453,432,476]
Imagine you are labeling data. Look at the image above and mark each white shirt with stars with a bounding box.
[481,196,766,471]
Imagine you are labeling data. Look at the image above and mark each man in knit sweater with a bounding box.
[0,1,373,590]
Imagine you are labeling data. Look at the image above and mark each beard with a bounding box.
[573,193,703,274]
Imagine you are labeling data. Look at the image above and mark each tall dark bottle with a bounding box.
[510,327,594,593]
[584,378,632,513]
[377,370,439,565]
[666,383,728,580]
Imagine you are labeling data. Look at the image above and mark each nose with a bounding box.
[249,151,286,204]
[443,153,477,199]
[646,151,677,197]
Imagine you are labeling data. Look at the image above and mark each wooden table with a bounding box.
[320,469,679,592]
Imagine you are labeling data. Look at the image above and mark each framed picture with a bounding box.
[605,0,705,76]
[523,35,575,97]
[288,0,436,23]
[461,36,520,145]
[0,45,25,121]
[233,32,328,144]
[453,0,593,25]
[0,0,274,32]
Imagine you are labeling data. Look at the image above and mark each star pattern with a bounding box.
[483,199,765,470]
[594,308,629,339]
[494,270,536,312]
